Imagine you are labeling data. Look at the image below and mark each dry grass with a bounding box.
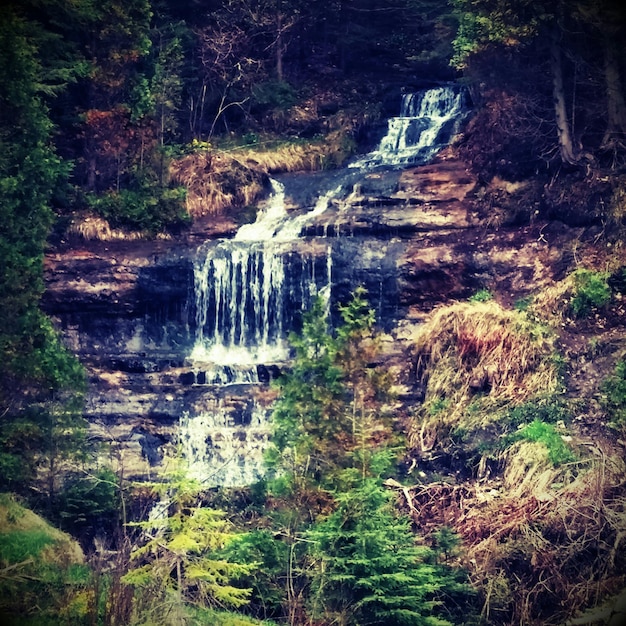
[398,443,626,625]
[67,214,166,241]
[170,151,266,218]
[409,300,560,451]
[232,142,329,173]
[169,138,349,218]
[500,440,562,499]
[459,447,626,625]
[527,274,576,325]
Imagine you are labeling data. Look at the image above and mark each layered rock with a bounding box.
[43,154,581,482]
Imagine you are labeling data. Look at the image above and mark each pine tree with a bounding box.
[0,3,87,497]
[268,288,393,489]
[122,468,255,624]
[307,459,453,626]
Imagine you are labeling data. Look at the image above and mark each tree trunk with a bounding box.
[601,39,626,150]
[276,14,284,81]
[87,155,97,191]
[550,29,579,164]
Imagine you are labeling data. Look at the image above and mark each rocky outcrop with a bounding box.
[43,154,582,482]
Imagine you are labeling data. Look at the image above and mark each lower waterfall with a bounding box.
[179,401,271,488]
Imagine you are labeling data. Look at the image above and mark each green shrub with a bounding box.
[570,269,611,317]
[506,398,570,429]
[514,296,532,311]
[511,419,576,466]
[307,470,472,626]
[53,468,120,541]
[222,530,288,620]
[469,289,493,302]
[86,184,188,234]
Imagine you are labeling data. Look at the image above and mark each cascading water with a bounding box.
[350,85,469,169]
[179,84,469,486]
[190,179,333,381]
[178,401,271,488]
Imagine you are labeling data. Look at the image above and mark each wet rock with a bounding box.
[43,156,582,483]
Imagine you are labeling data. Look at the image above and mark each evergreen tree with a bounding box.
[0,5,83,399]
[122,467,255,623]
[268,296,344,481]
[268,288,393,490]
[0,3,87,497]
[306,458,453,626]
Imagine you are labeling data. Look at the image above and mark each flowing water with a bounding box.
[178,84,469,487]
[350,85,469,169]
[189,180,334,377]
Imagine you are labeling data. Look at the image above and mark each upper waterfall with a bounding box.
[350,85,469,169]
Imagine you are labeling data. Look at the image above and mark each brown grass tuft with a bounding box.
[409,301,559,451]
[459,448,626,625]
[67,215,161,241]
[169,139,351,219]
[170,151,266,218]
[232,143,328,173]
[500,440,560,499]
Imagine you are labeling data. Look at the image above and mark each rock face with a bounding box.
[43,153,581,482]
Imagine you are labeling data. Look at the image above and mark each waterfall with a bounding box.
[350,85,469,169]
[179,402,271,488]
[191,242,288,367]
[190,181,333,377]
[179,84,469,486]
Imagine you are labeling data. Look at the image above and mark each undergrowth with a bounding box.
[528,263,625,324]
[0,494,87,625]
[85,185,189,235]
[505,419,576,466]
[570,268,611,317]
[409,300,561,452]
[407,294,626,626]
[602,359,626,431]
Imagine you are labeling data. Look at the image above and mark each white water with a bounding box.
[179,402,271,488]
[235,178,288,242]
[190,173,336,373]
[350,85,468,169]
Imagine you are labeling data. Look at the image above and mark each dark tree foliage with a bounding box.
[306,456,476,626]
[452,0,626,173]
[0,3,86,500]
[0,6,80,395]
